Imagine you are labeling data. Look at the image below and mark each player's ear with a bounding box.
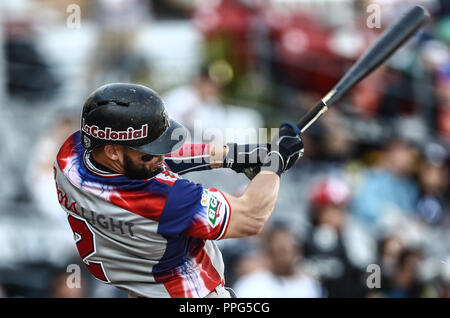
[104,145,122,161]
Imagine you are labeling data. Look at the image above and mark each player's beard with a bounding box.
[123,153,163,180]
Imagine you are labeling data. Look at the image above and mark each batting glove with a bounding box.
[223,143,270,176]
[261,122,304,176]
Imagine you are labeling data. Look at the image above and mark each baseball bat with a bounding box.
[296,5,429,133]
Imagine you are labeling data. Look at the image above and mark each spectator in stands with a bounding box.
[435,63,450,140]
[416,157,449,226]
[233,222,322,298]
[26,114,79,264]
[28,114,79,228]
[303,177,372,297]
[382,247,425,298]
[87,0,153,87]
[0,283,6,298]
[162,66,228,139]
[49,267,86,298]
[375,234,405,293]
[351,138,420,229]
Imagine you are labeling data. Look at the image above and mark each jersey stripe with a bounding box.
[189,239,223,293]
[216,191,232,240]
[109,191,168,222]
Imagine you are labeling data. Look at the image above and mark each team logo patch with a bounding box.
[207,197,222,228]
[201,189,211,207]
[201,189,223,228]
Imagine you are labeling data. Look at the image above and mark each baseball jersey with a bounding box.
[54,131,231,298]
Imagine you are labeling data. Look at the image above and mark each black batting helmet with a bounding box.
[80,83,187,155]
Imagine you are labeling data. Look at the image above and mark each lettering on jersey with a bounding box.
[56,181,79,214]
[55,181,135,237]
[82,124,148,141]
[78,207,136,237]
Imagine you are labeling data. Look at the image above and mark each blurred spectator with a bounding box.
[86,0,153,87]
[193,0,259,93]
[219,237,266,289]
[435,0,450,17]
[416,158,449,226]
[48,260,127,298]
[377,235,405,282]
[163,66,228,139]
[151,0,193,19]
[0,283,6,298]
[49,267,86,298]
[303,177,372,297]
[4,20,60,100]
[435,62,450,140]
[374,235,450,298]
[233,223,322,298]
[317,107,356,163]
[431,257,450,298]
[91,0,152,33]
[382,247,425,298]
[27,114,79,228]
[377,68,417,120]
[351,138,420,229]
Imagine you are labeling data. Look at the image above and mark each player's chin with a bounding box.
[146,167,163,179]
[150,165,163,174]
[152,160,164,169]
[124,166,162,180]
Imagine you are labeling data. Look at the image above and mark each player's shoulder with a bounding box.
[57,130,82,154]
[160,175,206,206]
[152,168,181,187]
[55,130,83,171]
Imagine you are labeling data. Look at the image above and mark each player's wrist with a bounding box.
[261,151,284,176]
[223,143,269,173]
[222,143,236,168]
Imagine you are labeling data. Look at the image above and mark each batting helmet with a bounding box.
[80,83,187,155]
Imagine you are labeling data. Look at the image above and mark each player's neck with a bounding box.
[91,148,125,175]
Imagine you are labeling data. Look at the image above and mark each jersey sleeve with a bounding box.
[164,144,212,175]
[158,179,231,240]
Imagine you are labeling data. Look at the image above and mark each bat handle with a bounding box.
[296,89,337,133]
[296,100,329,133]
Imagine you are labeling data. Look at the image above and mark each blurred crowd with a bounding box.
[0,0,449,298]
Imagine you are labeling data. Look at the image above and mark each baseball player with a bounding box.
[54,83,304,298]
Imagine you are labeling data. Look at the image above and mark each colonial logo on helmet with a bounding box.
[82,124,149,141]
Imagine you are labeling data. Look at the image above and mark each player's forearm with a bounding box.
[169,143,268,171]
[225,171,280,238]
[165,144,219,174]
[242,171,280,225]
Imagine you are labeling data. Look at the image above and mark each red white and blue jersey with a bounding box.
[54,131,231,298]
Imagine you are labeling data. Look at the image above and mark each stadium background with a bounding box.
[0,0,449,298]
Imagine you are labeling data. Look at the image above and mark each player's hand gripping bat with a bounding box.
[296,5,430,133]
